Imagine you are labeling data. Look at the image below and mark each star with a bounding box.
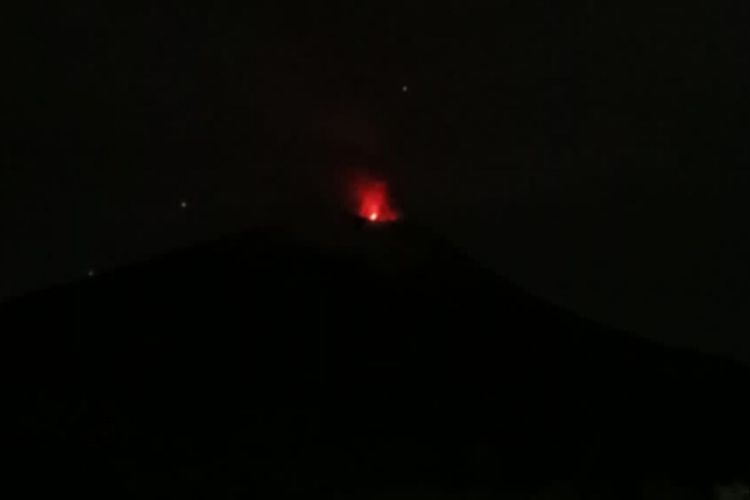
[180,200,188,209]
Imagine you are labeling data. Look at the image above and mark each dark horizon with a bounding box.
[4,3,750,364]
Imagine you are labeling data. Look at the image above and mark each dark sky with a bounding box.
[4,3,749,362]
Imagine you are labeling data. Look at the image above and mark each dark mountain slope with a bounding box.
[4,220,748,498]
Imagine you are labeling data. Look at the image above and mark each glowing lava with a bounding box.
[356,180,399,223]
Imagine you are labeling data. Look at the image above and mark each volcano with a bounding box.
[4,218,749,498]
[354,179,400,223]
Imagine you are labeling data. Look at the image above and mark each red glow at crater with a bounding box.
[356,180,399,223]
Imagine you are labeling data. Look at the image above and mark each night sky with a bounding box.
[4,3,750,362]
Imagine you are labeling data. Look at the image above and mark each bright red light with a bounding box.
[356,180,398,223]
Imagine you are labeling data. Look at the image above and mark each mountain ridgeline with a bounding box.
[4,219,749,499]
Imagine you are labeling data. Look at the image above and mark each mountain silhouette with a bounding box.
[4,217,749,498]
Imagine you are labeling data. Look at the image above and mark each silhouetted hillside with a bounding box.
[4,219,749,499]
